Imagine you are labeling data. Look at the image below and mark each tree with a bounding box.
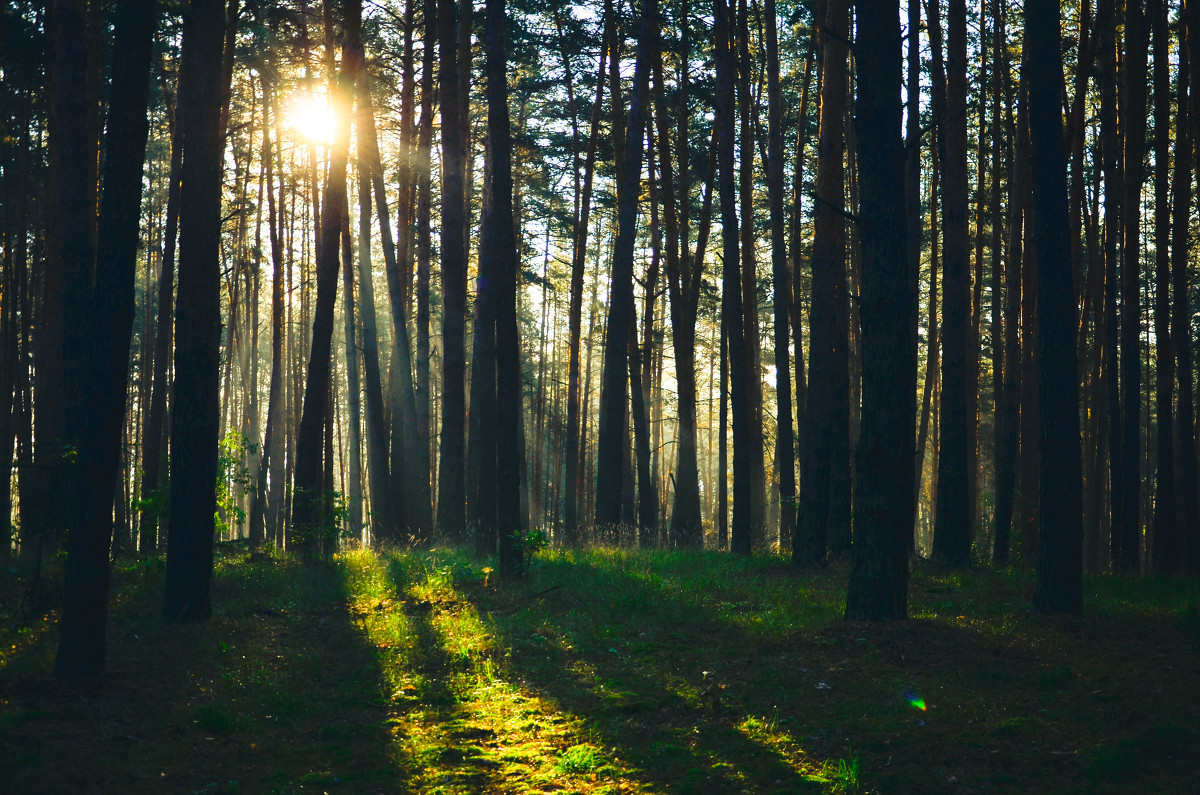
[795,0,850,567]
[164,0,228,621]
[482,0,523,577]
[1026,0,1083,614]
[846,0,914,621]
[290,0,356,558]
[931,0,972,567]
[55,0,155,676]
[1118,0,1148,575]
[435,0,469,543]
[764,0,794,551]
[714,0,753,556]
[595,0,655,531]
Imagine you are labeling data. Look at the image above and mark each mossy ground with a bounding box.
[2,545,1198,793]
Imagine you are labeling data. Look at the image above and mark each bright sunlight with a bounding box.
[286,93,336,146]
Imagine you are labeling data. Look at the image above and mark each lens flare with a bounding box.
[904,689,927,711]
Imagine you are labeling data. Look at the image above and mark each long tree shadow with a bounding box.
[0,554,402,794]
[458,552,1200,794]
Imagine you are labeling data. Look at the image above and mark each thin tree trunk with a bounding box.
[435,0,469,542]
[1150,0,1176,573]
[1178,0,1200,573]
[1119,0,1148,574]
[931,0,972,567]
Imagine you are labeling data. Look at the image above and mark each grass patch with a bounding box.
[2,546,1199,793]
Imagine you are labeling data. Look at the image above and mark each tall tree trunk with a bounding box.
[905,0,923,555]
[250,75,284,553]
[794,0,850,567]
[596,0,655,531]
[353,46,411,540]
[1178,0,1200,573]
[1119,0,1148,574]
[164,0,226,619]
[414,0,437,539]
[291,0,357,558]
[713,0,753,557]
[140,81,182,554]
[435,0,469,542]
[341,187,364,535]
[1027,0,1083,614]
[655,5,705,548]
[1150,0,1176,573]
[562,15,609,545]
[931,0,972,567]
[55,0,155,676]
[736,0,765,546]
[847,0,913,621]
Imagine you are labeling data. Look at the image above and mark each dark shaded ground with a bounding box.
[2,547,1199,794]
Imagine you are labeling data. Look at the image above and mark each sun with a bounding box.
[286,94,336,146]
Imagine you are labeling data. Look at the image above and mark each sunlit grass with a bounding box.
[4,544,1199,793]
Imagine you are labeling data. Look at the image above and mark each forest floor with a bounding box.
[1,544,1199,794]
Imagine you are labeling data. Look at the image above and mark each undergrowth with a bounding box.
[1,545,1198,793]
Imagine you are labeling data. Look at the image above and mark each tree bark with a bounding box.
[847,0,913,621]
[1150,0,1176,574]
[55,0,155,676]
[794,0,850,567]
[1119,0,1148,574]
[596,0,655,531]
[435,0,469,542]
[164,0,226,620]
[931,0,972,567]
[291,0,357,558]
[1027,0,1083,614]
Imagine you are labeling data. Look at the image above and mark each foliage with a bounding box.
[215,431,256,539]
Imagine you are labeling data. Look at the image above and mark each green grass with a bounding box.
[2,545,1199,793]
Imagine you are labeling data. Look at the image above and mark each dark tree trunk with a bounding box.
[291,0,357,558]
[1150,0,1177,574]
[995,46,1026,567]
[414,0,436,539]
[906,0,923,555]
[596,0,655,531]
[846,0,913,621]
[1027,0,1083,614]
[1095,0,1123,573]
[563,17,609,545]
[794,0,850,567]
[764,0,794,552]
[655,7,705,548]
[1179,0,1200,573]
[55,0,155,677]
[352,53,408,541]
[1118,0,1148,574]
[139,82,183,554]
[163,0,226,620]
[435,0,469,542]
[342,188,364,535]
[250,75,284,552]
[713,0,752,557]
[931,0,972,567]
[736,0,765,546]
[483,0,523,577]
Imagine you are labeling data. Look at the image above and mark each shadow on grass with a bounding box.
[433,551,1200,795]
[376,550,838,793]
[0,553,401,794]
